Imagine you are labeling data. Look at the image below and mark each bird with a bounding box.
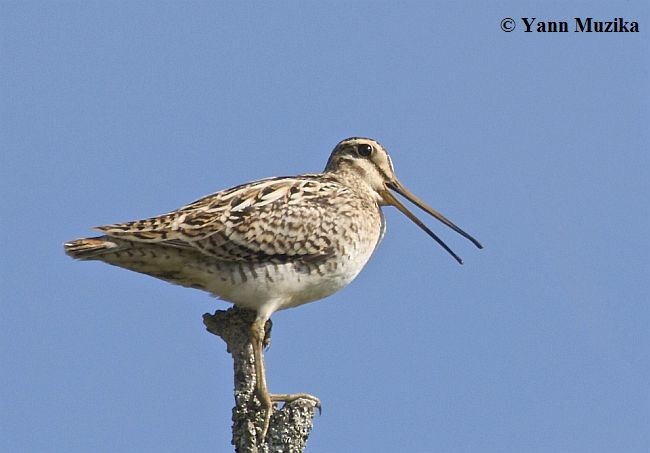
[64,137,482,438]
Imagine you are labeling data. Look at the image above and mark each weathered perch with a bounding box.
[203,307,318,453]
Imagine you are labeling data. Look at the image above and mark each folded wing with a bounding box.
[96,176,347,264]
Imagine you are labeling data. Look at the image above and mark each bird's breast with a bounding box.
[207,202,384,310]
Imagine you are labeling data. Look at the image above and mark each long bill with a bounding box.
[382,181,483,265]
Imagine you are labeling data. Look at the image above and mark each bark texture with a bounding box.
[203,307,317,453]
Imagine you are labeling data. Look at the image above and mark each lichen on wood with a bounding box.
[203,307,317,453]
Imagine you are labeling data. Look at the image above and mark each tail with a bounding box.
[64,235,215,292]
[64,236,121,260]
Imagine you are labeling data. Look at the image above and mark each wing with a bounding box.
[95,175,354,263]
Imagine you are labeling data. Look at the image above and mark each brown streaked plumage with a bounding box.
[64,137,482,438]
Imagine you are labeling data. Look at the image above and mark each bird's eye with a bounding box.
[357,144,373,157]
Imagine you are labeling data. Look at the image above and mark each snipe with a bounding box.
[65,137,482,437]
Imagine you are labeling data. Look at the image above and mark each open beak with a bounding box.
[381,180,483,264]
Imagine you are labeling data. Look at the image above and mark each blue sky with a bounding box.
[2,2,649,452]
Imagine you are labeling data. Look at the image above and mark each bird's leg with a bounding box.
[250,317,321,440]
[250,317,274,438]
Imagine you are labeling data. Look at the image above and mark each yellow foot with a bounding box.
[270,392,321,409]
[258,392,321,440]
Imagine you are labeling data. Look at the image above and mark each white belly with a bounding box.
[205,247,375,312]
[203,213,385,313]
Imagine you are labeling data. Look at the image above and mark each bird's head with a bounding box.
[325,137,483,264]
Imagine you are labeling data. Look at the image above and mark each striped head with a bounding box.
[325,137,483,264]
